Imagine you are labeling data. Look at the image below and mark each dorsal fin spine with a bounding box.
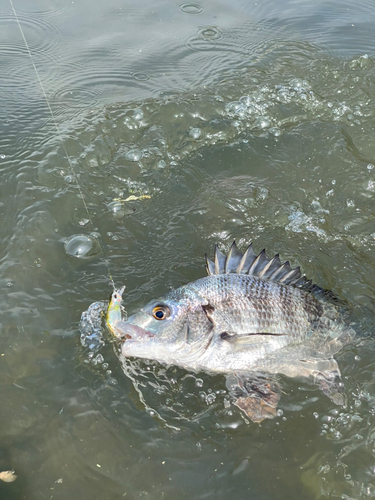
[248,251,263,275]
[214,244,227,274]
[237,244,256,274]
[206,241,332,298]
[258,254,279,277]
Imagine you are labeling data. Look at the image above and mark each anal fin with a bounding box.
[314,369,346,406]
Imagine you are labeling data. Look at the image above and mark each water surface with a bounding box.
[2,0,375,498]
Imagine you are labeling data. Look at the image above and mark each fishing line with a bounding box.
[9,0,116,290]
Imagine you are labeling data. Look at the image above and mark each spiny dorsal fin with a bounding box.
[205,241,331,296]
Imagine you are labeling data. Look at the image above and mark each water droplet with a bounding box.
[64,175,74,184]
[79,218,90,226]
[179,3,203,14]
[157,160,167,169]
[64,234,99,259]
[367,163,374,170]
[125,149,143,161]
[276,409,283,417]
[313,412,319,419]
[346,199,355,207]
[189,128,202,139]
[0,154,5,159]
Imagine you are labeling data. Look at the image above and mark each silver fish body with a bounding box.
[110,243,353,376]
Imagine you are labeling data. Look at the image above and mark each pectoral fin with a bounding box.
[226,373,281,423]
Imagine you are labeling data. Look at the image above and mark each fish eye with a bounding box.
[152,305,170,321]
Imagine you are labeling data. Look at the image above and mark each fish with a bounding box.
[107,241,355,422]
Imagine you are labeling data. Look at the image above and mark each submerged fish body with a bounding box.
[107,242,354,421]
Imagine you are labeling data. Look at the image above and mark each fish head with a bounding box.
[120,287,214,366]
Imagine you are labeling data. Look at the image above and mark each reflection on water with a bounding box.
[2,0,375,498]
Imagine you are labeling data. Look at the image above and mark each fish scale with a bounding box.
[188,274,321,340]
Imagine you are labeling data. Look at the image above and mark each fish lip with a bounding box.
[120,323,154,341]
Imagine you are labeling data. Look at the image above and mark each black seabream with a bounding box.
[106,241,354,422]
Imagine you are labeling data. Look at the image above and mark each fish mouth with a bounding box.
[120,323,154,341]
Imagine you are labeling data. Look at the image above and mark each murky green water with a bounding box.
[2,0,375,498]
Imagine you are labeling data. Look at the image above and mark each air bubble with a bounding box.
[189,128,202,139]
[108,201,123,214]
[254,116,270,129]
[239,96,252,105]
[132,72,150,81]
[125,149,143,161]
[225,101,243,115]
[206,393,216,405]
[157,160,167,169]
[289,78,310,90]
[198,26,223,40]
[64,234,100,259]
[132,108,144,121]
[107,201,133,219]
[179,3,203,14]
[195,378,203,387]
[268,127,282,137]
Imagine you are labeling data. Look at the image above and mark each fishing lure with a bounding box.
[106,286,126,338]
